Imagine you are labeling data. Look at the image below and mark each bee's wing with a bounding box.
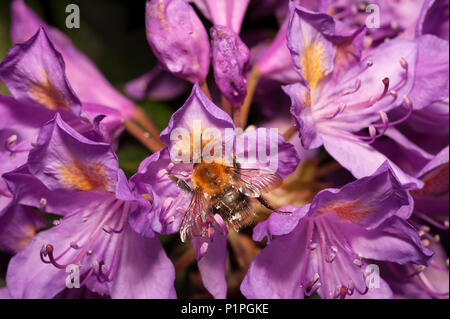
[179,190,210,242]
[231,168,283,197]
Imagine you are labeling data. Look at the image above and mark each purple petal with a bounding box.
[348,217,434,265]
[27,114,119,192]
[287,3,336,89]
[130,148,192,235]
[124,66,188,101]
[372,128,435,180]
[0,28,81,114]
[0,95,56,214]
[6,194,125,298]
[416,145,449,180]
[0,204,45,254]
[81,103,124,146]
[283,82,323,149]
[421,0,450,40]
[408,35,449,110]
[255,21,301,83]
[321,134,423,187]
[109,227,176,299]
[3,165,104,217]
[309,162,412,228]
[252,204,309,242]
[192,232,228,298]
[190,0,250,33]
[234,128,300,178]
[160,83,235,152]
[0,287,11,299]
[241,220,310,299]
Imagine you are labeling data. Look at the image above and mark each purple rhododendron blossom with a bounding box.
[241,162,433,299]
[0,27,123,144]
[380,146,449,298]
[2,114,175,299]
[10,0,137,120]
[283,3,449,186]
[130,84,299,298]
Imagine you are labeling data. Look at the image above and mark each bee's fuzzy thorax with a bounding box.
[191,161,232,196]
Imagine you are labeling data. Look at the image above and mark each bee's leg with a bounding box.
[232,154,241,177]
[257,196,291,214]
[167,173,193,193]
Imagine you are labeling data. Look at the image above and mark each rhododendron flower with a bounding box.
[0,27,123,144]
[283,3,449,186]
[129,84,299,298]
[3,114,175,299]
[380,146,449,298]
[10,0,136,120]
[241,162,433,299]
[0,27,122,217]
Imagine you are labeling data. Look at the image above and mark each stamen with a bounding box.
[399,57,408,70]
[323,103,347,120]
[305,282,321,297]
[42,244,70,270]
[341,79,361,96]
[377,77,390,101]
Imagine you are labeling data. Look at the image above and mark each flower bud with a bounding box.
[146,0,210,83]
[210,25,249,107]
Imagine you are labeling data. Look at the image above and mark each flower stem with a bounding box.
[199,81,212,100]
[240,66,261,128]
[132,106,162,141]
[282,126,297,141]
[124,119,165,153]
[233,107,242,129]
[221,95,232,117]
[316,161,341,178]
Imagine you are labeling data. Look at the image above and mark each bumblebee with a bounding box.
[168,156,286,242]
